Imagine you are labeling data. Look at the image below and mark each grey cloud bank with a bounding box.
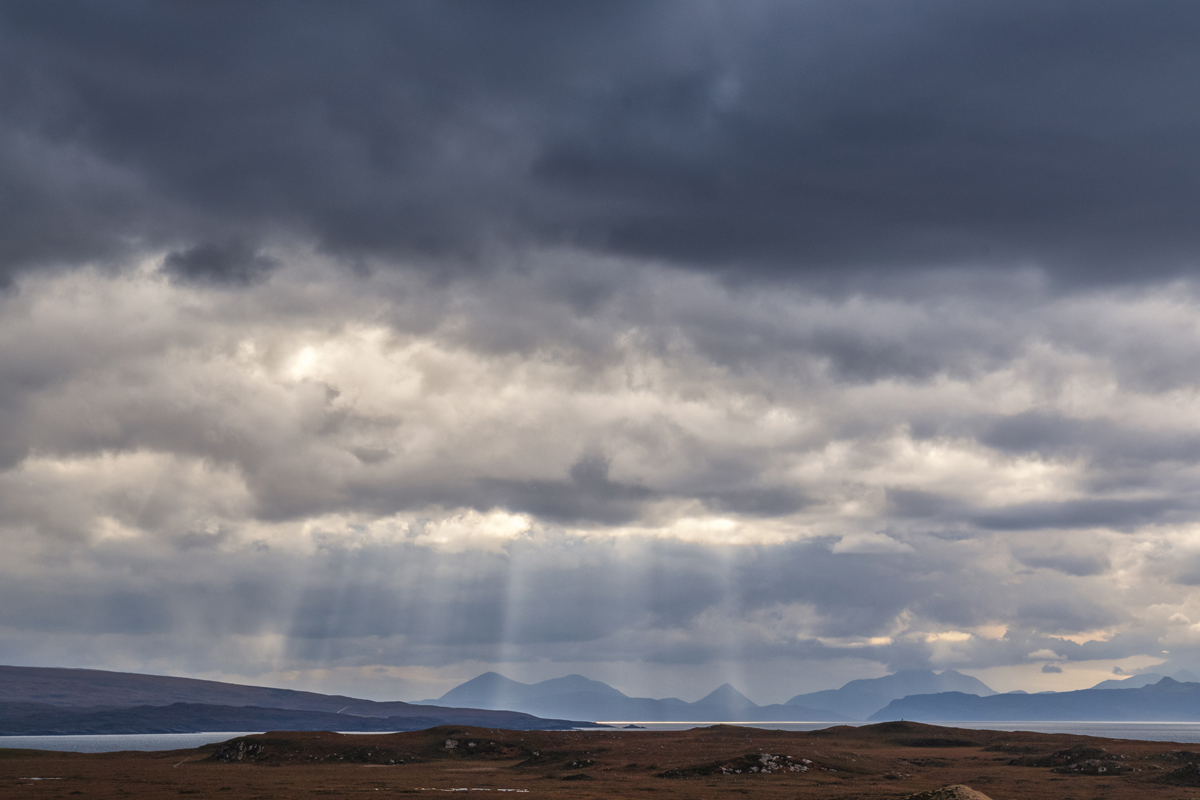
[4,2,1200,282]
[2,1,1200,702]
[1,263,1198,700]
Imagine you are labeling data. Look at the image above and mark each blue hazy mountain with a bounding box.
[434,672,627,710]
[1088,669,1199,690]
[696,683,759,713]
[784,669,996,720]
[870,676,1200,721]
[419,673,849,722]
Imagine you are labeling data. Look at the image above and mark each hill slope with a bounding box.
[0,665,587,732]
[1088,669,1198,690]
[785,669,996,720]
[870,676,1200,721]
[0,701,450,735]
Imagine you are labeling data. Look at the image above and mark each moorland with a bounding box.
[7,721,1200,800]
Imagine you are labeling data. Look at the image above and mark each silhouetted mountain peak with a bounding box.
[431,671,632,713]
[784,669,994,720]
[1088,672,1165,690]
[456,672,513,688]
[870,676,1200,722]
[434,672,529,708]
[534,674,626,698]
[423,671,847,723]
[698,683,757,708]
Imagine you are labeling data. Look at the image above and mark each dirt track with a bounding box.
[6,720,1200,799]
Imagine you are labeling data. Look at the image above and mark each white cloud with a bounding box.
[4,258,1200,687]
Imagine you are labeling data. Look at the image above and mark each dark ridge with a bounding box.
[0,665,591,732]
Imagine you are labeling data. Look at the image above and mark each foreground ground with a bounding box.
[7,720,1200,799]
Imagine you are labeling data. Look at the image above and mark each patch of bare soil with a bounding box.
[905,786,994,800]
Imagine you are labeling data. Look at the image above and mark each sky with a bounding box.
[3,1,1200,705]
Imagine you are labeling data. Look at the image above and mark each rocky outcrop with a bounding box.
[904,785,994,800]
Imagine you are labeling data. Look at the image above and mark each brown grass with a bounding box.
[4,720,1199,800]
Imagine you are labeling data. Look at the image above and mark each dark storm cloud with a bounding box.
[471,454,807,524]
[162,240,278,286]
[9,1,1200,693]
[980,412,1200,464]
[474,453,655,525]
[0,533,1001,665]
[1013,551,1111,578]
[973,498,1187,532]
[3,1,1200,283]
[888,489,960,520]
[887,487,1194,533]
[890,492,1193,533]
[0,571,288,637]
[700,486,810,517]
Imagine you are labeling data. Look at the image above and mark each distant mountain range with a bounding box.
[9,663,1200,734]
[871,675,1200,721]
[0,665,588,734]
[420,667,1200,724]
[416,671,927,722]
[1086,669,1198,690]
[783,669,996,720]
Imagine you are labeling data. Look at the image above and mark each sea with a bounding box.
[9,721,1200,752]
[0,732,258,753]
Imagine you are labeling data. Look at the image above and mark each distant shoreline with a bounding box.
[15,719,1200,753]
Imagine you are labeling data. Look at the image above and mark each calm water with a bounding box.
[10,721,1200,752]
[0,732,259,753]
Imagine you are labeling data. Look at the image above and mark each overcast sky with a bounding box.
[4,1,1200,704]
